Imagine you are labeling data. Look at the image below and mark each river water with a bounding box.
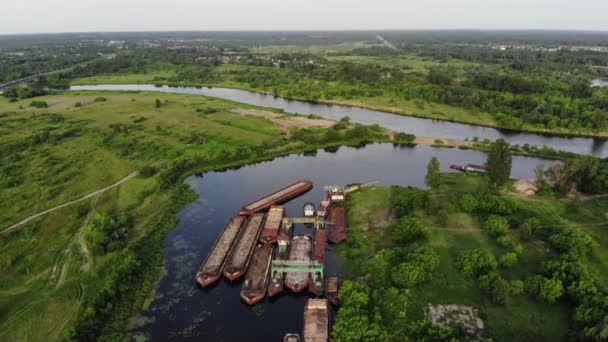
[70,84,608,157]
[128,143,556,341]
[592,78,608,88]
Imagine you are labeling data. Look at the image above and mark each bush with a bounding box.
[390,217,430,244]
[74,102,82,107]
[479,195,518,215]
[499,252,519,268]
[510,280,525,295]
[139,165,157,177]
[84,211,132,255]
[458,249,497,278]
[94,97,107,102]
[460,193,478,212]
[29,100,48,108]
[393,187,426,217]
[520,217,540,241]
[497,235,515,248]
[483,215,509,237]
[525,276,565,303]
[548,228,597,256]
[391,246,439,287]
[394,132,416,144]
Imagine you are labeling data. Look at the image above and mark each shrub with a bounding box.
[460,193,478,212]
[549,229,597,256]
[94,97,107,102]
[75,102,82,107]
[392,246,439,287]
[484,215,509,237]
[393,187,426,217]
[139,165,157,177]
[499,252,519,268]
[497,235,515,248]
[393,132,416,143]
[458,249,497,278]
[390,217,430,244]
[29,100,48,108]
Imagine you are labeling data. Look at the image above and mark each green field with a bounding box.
[339,173,608,341]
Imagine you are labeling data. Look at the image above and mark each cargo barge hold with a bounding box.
[259,205,284,244]
[327,207,347,244]
[223,213,266,281]
[240,244,274,305]
[239,180,313,216]
[309,228,325,297]
[268,218,294,297]
[196,215,247,287]
[285,235,312,293]
[303,298,329,342]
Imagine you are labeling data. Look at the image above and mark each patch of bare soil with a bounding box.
[427,304,485,339]
[513,178,538,196]
[231,108,334,132]
[414,136,472,147]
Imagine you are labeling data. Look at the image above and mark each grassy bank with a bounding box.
[337,173,608,341]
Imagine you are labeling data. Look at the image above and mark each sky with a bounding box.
[2,0,608,34]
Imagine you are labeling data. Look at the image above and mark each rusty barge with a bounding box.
[303,298,329,342]
[223,213,265,281]
[240,244,274,305]
[196,215,247,287]
[239,180,313,216]
[327,207,347,244]
[259,205,284,244]
[285,235,312,293]
[268,217,294,297]
[325,277,339,306]
[309,228,325,297]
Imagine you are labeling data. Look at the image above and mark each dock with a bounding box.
[240,244,274,305]
[239,180,313,216]
[223,213,265,281]
[284,235,312,293]
[259,205,284,244]
[327,207,347,244]
[196,215,247,287]
[303,299,329,342]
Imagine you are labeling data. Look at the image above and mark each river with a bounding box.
[70,84,608,157]
[592,78,608,88]
[129,143,556,341]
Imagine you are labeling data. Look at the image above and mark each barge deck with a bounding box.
[240,244,274,305]
[223,213,265,281]
[327,207,347,244]
[325,277,339,306]
[285,235,312,293]
[196,215,246,287]
[303,298,329,342]
[239,180,313,216]
[259,205,284,244]
[309,228,325,297]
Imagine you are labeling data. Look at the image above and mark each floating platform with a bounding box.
[223,213,265,281]
[303,298,329,342]
[239,180,313,216]
[240,244,274,305]
[325,277,339,306]
[285,235,312,293]
[259,205,284,244]
[327,207,347,244]
[196,215,247,287]
[309,228,325,297]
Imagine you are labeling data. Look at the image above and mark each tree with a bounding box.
[486,139,512,189]
[154,98,161,108]
[539,278,565,303]
[534,164,548,192]
[460,194,479,212]
[499,252,519,268]
[520,217,539,241]
[392,246,439,287]
[458,249,497,278]
[425,156,442,189]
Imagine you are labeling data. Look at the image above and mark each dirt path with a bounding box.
[230,108,334,133]
[1,170,139,234]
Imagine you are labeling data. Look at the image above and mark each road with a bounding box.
[1,170,140,234]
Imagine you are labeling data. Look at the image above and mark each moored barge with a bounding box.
[309,228,325,297]
[325,277,339,306]
[285,235,312,293]
[223,213,265,281]
[259,205,284,244]
[196,215,246,287]
[240,244,274,305]
[303,298,329,342]
[239,180,313,216]
[268,218,294,297]
[327,207,347,244]
[450,163,488,174]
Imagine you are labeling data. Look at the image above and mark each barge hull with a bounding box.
[223,213,265,281]
[240,244,274,305]
[239,180,313,216]
[328,207,347,244]
[196,215,246,287]
[259,205,284,244]
[285,235,311,293]
[303,299,329,342]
